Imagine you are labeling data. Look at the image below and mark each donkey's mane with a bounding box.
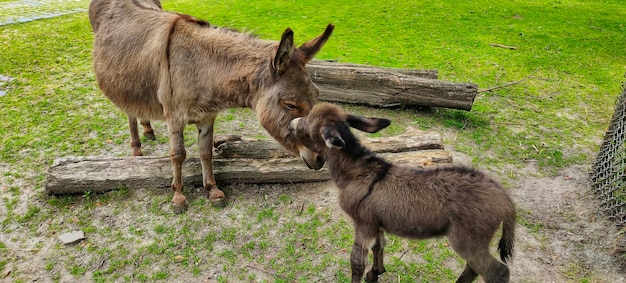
[173,13,210,27]
[324,121,393,191]
[337,124,376,160]
[169,14,308,69]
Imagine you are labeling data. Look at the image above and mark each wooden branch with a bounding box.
[45,132,452,195]
[489,43,518,50]
[306,60,477,111]
[478,68,541,93]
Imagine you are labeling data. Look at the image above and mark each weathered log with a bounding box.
[306,60,477,110]
[215,130,444,159]
[46,133,452,195]
[308,60,439,80]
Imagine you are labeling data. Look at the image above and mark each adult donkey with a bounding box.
[89,0,333,212]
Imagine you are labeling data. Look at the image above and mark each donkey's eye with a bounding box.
[285,103,297,110]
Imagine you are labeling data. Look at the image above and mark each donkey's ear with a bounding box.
[346,115,391,133]
[322,127,345,149]
[298,24,334,64]
[273,28,294,74]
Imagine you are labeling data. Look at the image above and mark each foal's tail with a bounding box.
[498,202,516,263]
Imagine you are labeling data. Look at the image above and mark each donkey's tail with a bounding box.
[498,203,516,263]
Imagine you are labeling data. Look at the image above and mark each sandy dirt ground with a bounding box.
[1,133,625,283]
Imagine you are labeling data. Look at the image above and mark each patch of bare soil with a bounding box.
[511,164,624,282]
[2,125,625,282]
[450,149,625,282]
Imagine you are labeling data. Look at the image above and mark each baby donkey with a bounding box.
[290,103,516,283]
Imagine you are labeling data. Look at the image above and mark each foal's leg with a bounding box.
[457,251,508,283]
[449,226,509,283]
[167,119,188,214]
[128,116,143,156]
[486,263,509,283]
[456,263,479,283]
[350,225,377,283]
[140,119,156,140]
[365,232,386,283]
[197,114,226,207]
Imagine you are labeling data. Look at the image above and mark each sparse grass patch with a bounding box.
[517,208,548,234]
[0,241,7,271]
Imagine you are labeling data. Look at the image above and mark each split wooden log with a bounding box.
[306,60,477,111]
[46,131,452,195]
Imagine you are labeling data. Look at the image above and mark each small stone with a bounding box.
[58,230,85,245]
[0,74,13,82]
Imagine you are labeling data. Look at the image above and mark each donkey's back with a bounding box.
[363,165,514,240]
[89,0,162,32]
[90,0,179,121]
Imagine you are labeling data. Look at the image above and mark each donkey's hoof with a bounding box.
[143,132,156,140]
[365,270,383,283]
[208,188,226,207]
[171,194,188,214]
[171,201,189,214]
[209,197,227,208]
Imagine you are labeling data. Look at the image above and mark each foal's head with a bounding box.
[289,103,390,167]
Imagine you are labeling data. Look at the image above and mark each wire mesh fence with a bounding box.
[590,81,626,227]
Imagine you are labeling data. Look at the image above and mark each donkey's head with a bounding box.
[256,24,334,170]
[288,103,390,168]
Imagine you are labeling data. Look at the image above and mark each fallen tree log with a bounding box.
[306,60,477,111]
[308,60,439,80]
[46,132,452,195]
[214,130,444,159]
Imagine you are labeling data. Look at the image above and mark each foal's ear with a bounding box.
[298,24,334,64]
[322,127,345,149]
[346,115,391,133]
[274,28,294,74]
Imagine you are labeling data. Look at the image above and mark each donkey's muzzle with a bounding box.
[300,148,325,170]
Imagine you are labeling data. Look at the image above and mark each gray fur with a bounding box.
[291,103,516,283]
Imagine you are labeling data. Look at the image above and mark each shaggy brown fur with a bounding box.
[89,0,333,212]
[290,103,516,283]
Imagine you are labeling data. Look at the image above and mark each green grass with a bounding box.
[162,0,626,173]
[1,0,625,282]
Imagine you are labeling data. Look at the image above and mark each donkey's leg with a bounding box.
[365,232,386,283]
[350,242,369,283]
[482,261,509,283]
[197,114,225,207]
[449,226,508,283]
[350,225,377,283]
[167,119,188,214]
[140,119,156,140]
[128,115,143,156]
[456,263,478,283]
[459,252,508,283]
[448,225,482,283]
